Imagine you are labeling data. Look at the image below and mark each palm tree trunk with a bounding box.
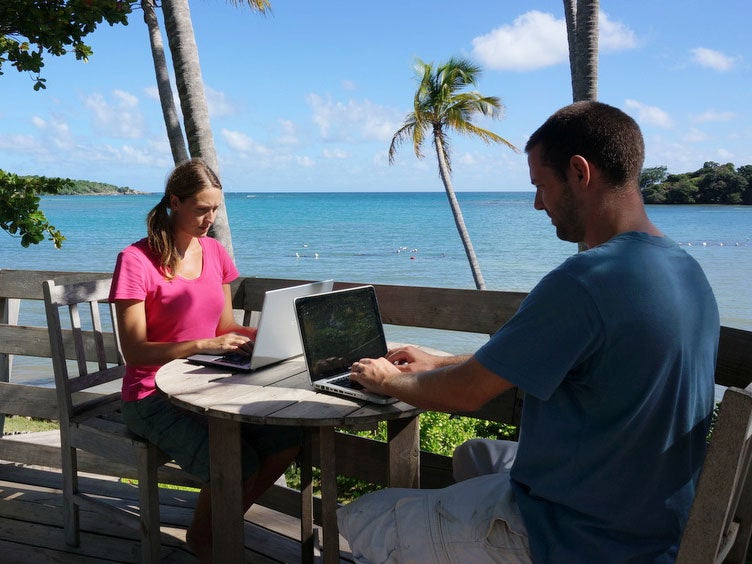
[563,0,578,99]
[161,0,234,258]
[141,0,189,164]
[433,134,486,290]
[564,0,599,252]
[563,0,599,102]
[574,0,599,101]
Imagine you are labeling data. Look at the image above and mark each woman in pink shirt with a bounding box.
[110,159,300,562]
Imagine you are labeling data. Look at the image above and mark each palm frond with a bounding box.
[389,56,518,166]
[389,118,422,163]
[226,0,272,13]
[455,122,519,152]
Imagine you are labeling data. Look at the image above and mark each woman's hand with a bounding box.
[200,332,254,356]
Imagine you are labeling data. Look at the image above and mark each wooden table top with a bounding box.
[155,357,421,428]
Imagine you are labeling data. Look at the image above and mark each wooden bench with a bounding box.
[2,269,752,559]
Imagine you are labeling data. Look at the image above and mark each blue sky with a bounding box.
[1,0,750,193]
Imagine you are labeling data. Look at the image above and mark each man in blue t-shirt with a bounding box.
[339,101,719,563]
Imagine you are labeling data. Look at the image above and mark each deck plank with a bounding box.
[0,461,354,563]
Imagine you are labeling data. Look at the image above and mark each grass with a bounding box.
[1,415,59,435]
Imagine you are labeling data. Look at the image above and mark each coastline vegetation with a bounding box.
[641,161,752,205]
[45,178,144,195]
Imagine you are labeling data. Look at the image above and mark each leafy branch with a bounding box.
[0,170,70,248]
[0,0,132,90]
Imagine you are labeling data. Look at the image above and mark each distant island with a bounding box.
[641,161,751,205]
[52,179,146,195]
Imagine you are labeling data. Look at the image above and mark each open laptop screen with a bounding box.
[295,286,388,382]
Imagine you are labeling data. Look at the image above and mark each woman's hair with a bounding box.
[146,158,222,279]
[525,101,645,188]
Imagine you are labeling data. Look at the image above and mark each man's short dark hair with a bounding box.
[525,101,645,187]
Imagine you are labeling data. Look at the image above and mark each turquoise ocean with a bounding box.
[2,192,751,384]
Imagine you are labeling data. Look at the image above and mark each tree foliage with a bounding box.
[641,162,752,205]
[1,2,132,249]
[0,170,69,248]
[0,0,131,90]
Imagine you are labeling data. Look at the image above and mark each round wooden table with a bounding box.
[155,356,421,564]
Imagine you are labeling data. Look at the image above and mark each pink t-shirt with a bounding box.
[110,237,239,401]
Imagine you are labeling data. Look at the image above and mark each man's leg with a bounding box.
[338,471,530,563]
[453,439,518,482]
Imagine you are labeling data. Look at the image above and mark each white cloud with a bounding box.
[458,152,477,165]
[221,128,271,155]
[624,99,674,129]
[296,155,315,167]
[472,10,636,71]
[205,85,237,118]
[716,148,735,160]
[31,115,74,148]
[82,91,145,139]
[113,89,139,108]
[306,94,401,143]
[682,128,707,143]
[144,86,160,101]
[598,12,638,51]
[691,47,739,72]
[323,148,349,159]
[276,119,299,146]
[119,144,161,165]
[691,109,737,123]
[0,133,42,152]
[472,11,567,71]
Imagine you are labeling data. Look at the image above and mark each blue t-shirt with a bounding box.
[475,232,719,563]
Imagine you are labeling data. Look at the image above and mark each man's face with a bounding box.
[528,145,585,243]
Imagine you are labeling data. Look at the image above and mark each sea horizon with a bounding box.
[3,191,750,385]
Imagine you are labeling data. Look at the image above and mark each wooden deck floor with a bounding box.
[0,452,355,563]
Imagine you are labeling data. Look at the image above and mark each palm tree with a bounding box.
[389,58,518,290]
[148,0,271,259]
[563,0,599,102]
[563,0,599,252]
[141,0,188,164]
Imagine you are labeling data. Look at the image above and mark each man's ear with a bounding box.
[569,155,591,189]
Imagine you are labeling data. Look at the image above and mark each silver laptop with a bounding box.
[188,280,334,371]
[295,286,398,404]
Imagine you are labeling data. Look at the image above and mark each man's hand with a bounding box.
[350,357,401,396]
[385,345,447,373]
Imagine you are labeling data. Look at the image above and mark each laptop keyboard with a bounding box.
[219,352,251,366]
[329,375,364,390]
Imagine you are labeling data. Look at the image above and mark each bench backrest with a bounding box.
[0,269,113,426]
[677,383,752,563]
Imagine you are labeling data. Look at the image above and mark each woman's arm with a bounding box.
[115,286,254,366]
[215,284,258,341]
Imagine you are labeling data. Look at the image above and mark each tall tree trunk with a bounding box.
[573,0,598,102]
[564,0,599,252]
[433,133,486,290]
[563,0,578,99]
[141,0,189,164]
[563,0,599,103]
[161,0,234,258]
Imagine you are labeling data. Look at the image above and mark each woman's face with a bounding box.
[171,187,222,238]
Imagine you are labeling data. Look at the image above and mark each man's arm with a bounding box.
[351,352,513,412]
